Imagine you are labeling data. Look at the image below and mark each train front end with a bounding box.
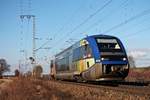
[82,35,129,81]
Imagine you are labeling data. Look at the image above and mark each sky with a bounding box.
[0,0,150,73]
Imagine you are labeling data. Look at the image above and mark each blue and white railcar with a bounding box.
[50,35,129,81]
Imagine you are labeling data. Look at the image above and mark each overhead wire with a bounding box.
[125,26,150,39]
[65,0,112,36]
[102,8,150,34]
[118,3,150,40]
[50,0,113,55]
[82,0,129,34]
[53,1,85,40]
[41,1,85,55]
[117,16,150,36]
[50,1,150,59]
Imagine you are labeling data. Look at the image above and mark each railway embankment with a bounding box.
[0,77,149,100]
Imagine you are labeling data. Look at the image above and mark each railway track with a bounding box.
[18,78,150,99]
[50,80,150,96]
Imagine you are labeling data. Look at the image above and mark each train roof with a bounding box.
[55,34,118,57]
[86,34,117,39]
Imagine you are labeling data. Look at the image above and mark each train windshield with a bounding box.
[96,38,123,52]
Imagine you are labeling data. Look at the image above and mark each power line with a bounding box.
[64,0,127,45]
[53,1,85,40]
[34,38,52,52]
[82,0,129,34]
[66,0,112,36]
[125,26,150,39]
[48,1,86,56]
[50,0,112,55]
[102,8,150,34]
[117,16,150,37]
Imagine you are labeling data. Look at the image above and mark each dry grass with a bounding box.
[0,73,149,100]
[126,67,150,81]
[0,78,73,100]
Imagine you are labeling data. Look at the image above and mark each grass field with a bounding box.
[126,67,150,81]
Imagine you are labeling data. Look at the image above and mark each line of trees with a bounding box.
[0,58,10,78]
[0,58,44,78]
[14,65,43,78]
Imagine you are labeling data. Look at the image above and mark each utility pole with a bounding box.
[32,15,36,64]
[20,15,36,66]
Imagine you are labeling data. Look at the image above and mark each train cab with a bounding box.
[81,35,129,81]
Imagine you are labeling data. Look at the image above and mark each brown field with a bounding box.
[126,67,150,81]
[0,67,149,100]
[0,76,150,100]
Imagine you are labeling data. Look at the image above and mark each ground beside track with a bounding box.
[126,67,150,82]
[0,78,149,100]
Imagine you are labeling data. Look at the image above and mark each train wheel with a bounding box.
[74,75,86,83]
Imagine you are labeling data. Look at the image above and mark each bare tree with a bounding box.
[0,58,10,78]
[33,65,43,78]
[14,69,20,77]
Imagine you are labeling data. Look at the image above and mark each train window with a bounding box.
[73,47,81,61]
[81,45,92,58]
[56,56,69,71]
[96,38,123,52]
[73,44,92,61]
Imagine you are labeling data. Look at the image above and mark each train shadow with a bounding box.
[87,81,119,87]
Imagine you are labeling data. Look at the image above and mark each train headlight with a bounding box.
[123,57,126,61]
[101,58,104,60]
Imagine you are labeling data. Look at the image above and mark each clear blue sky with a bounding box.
[0,0,150,73]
